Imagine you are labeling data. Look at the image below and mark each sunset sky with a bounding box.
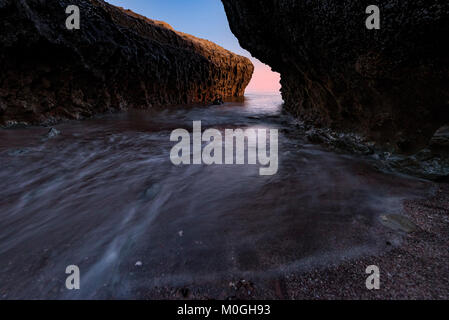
[106,0,281,93]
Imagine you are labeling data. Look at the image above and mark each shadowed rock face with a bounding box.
[222,0,449,153]
[0,0,254,126]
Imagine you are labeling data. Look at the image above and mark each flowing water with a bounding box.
[0,93,432,299]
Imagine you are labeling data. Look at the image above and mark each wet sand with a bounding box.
[137,183,449,300]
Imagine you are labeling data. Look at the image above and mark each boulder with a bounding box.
[221,0,449,153]
[0,0,254,126]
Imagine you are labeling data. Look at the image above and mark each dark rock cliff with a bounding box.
[222,0,449,153]
[0,0,254,126]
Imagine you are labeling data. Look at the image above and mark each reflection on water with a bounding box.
[0,93,432,299]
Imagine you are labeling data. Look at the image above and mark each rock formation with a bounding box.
[0,0,254,126]
[222,0,449,153]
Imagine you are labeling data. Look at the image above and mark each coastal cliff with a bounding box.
[221,0,449,153]
[0,0,254,126]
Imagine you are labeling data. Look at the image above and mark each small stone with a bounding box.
[141,183,161,201]
[178,230,184,237]
[212,97,224,105]
[135,261,143,267]
[47,127,60,138]
[380,214,417,233]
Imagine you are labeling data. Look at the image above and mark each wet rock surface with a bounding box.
[284,119,449,181]
[221,0,449,153]
[0,0,254,126]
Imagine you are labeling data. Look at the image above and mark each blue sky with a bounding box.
[107,0,246,56]
[106,0,280,92]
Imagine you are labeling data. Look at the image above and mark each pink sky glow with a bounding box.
[245,59,281,93]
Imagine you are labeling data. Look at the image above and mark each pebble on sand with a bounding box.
[380,214,417,233]
[47,128,60,138]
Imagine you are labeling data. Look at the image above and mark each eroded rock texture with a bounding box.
[222,0,449,153]
[0,0,253,126]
